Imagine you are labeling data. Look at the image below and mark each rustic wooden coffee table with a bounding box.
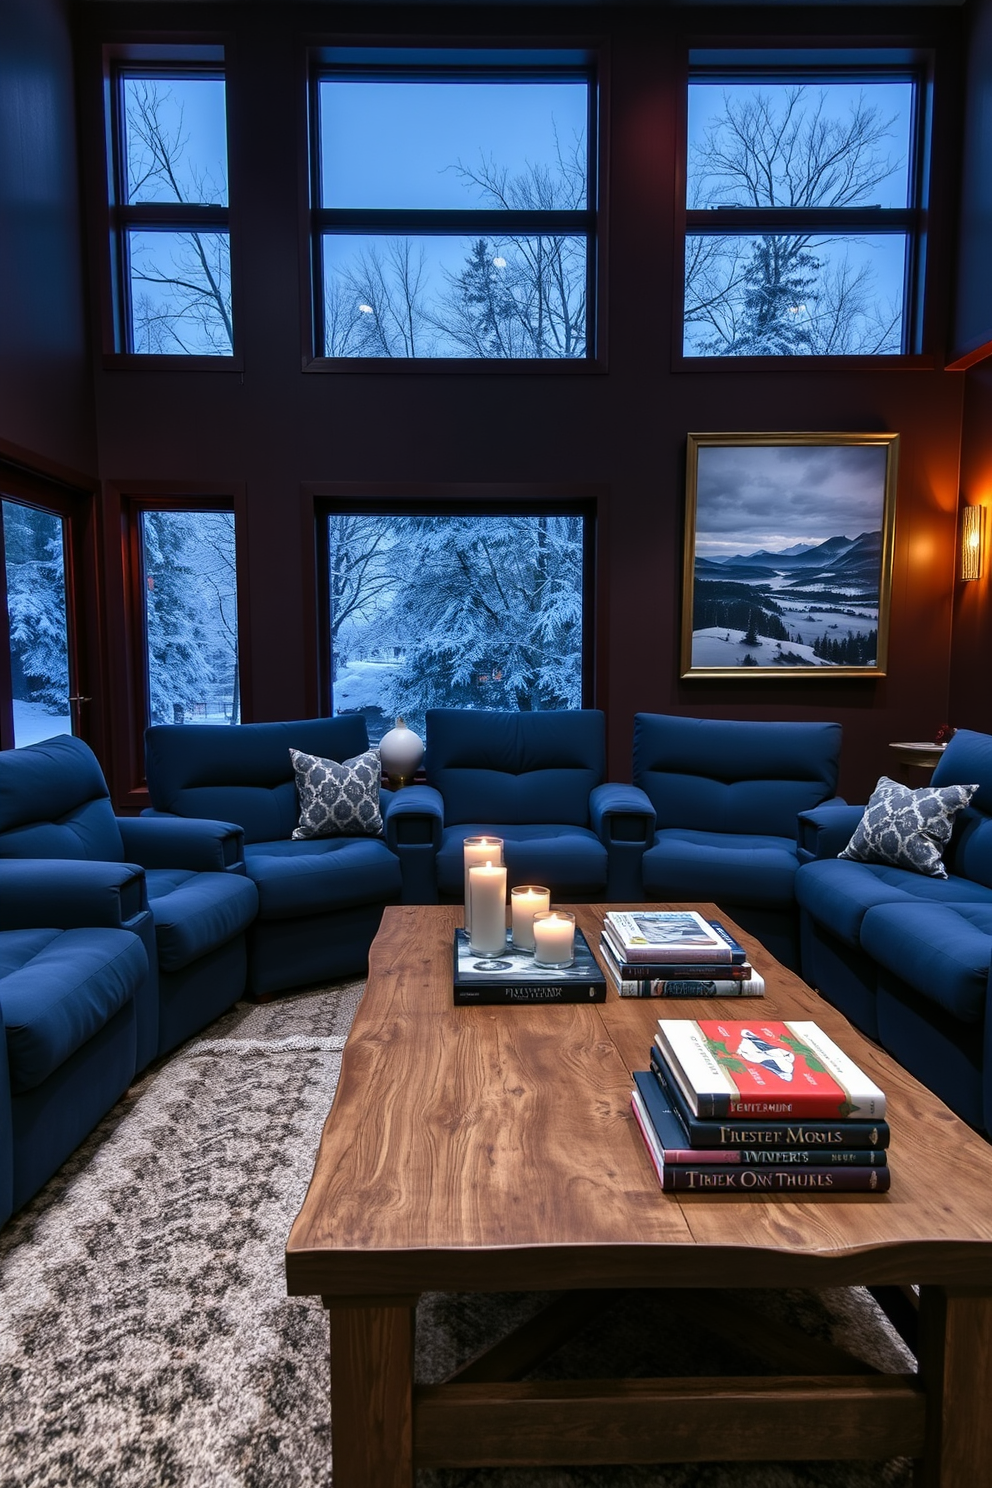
[286,903,992,1487]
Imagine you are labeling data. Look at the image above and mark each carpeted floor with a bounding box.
[0,981,916,1488]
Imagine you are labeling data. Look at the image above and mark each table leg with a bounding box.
[915,1286,992,1488]
[325,1296,417,1488]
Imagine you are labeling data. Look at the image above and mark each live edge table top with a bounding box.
[285,903,992,1300]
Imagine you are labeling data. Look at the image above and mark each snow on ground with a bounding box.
[333,660,400,712]
[12,700,71,747]
[691,629,833,668]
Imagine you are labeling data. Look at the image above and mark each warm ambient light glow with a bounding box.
[961,504,986,582]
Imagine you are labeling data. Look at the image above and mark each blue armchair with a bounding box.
[796,728,992,1134]
[385,708,654,904]
[144,717,402,997]
[0,869,150,1227]
[632,714,843,970]
[0,736,258,1068]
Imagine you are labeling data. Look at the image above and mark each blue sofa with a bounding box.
[384,708,654,904]
[796,728,992,1134]
[0,896,149,1228]
[0,736,258,1067]
[144,717,403,997]
[632,714,843,970]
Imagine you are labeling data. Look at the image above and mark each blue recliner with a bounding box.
[632,714,843,970]
[144,717,403,997]
[795,728,992,1134]
[385,708,654,903]
[0,736,258,1069]
[0,872,150,1227]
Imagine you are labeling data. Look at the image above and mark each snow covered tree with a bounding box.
[142,512,219,724]
[2,504,69,713]
[379,514,584,723]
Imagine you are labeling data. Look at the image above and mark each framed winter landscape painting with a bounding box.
[681,432,898,679]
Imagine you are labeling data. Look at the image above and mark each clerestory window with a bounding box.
[309,50,599,364]
[106,57,234,358]
[683,53,928,359]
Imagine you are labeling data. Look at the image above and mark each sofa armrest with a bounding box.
[119,815,246,872]
[0,859,149,932]
[797,801,862,863]
[590,783,657,899]
[382,786,444,904]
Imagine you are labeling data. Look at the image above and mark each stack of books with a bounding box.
[600,909,766,998]
[632,1017,891,1194]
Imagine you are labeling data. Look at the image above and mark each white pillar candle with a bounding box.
[462,836,503,934]
[532,910,575,967]
[510,885,551,951]
[468,860,507,956]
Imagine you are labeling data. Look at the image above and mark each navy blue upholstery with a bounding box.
[0,736,258,1066]
[796,727,992,1134]
[633,714,842,969]
[144,718,402,996]
[0,921,149,1228]
[385,708,654,904]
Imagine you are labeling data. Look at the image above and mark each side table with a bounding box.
[889,741,947,779]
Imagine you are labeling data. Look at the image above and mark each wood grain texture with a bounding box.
[287,903,992,1299]
[412,1374,925,1467]
[326,1303,415,1488]
[915,1286,992,1487]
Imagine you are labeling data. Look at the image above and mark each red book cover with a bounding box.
[655,1019,887,1120]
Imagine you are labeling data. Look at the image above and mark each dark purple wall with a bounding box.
[950,0,992,733]
[0,0,95,475]
[78,3,967,804]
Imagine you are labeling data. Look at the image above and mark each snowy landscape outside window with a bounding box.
[111,66,233,355]
[2,502,73,747]
[325,512,587,740]
[140,510,240,725]
[313,61,595,359]
[684,63,922,357]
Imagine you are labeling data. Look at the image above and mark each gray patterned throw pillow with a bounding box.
[838,775,978,878]
[290,747,383,839]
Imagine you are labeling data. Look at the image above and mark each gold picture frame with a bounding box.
[681,431,898,679]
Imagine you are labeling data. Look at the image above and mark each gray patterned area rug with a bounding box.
[0,982,915,1488]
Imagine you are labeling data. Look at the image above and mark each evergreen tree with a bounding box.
[142,512,217,724]
[2,504,70,713]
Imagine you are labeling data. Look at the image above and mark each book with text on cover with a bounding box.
[649,1047,890,1151]
[630,1090,891,1194]
[655,1018,887,1120]
[603,910,740,963]
[452,928,607,1004]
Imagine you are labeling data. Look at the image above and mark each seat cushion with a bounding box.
[243,837,402,920]
[143,869,259,972]
[642,829,800,908]
[436,824,607,897]
[0,927,145,1093]
[861,901,992,1024]
[795,858,992,948]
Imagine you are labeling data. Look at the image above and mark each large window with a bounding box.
[311,53,597,361]
[319,508,590,740]
[134,507,240,725]
[1,502,74,747]
[683,56,926,358]
[107,60,233,356]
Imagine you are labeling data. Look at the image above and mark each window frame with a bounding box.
[304,485,600,722]
[304,46,606,372]
[102,46,241,369]
[677,49,933,369]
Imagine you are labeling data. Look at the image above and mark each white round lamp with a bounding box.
[379,717,424,789]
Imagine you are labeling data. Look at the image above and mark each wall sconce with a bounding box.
[961,505,986,582]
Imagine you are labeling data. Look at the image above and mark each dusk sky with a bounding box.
[693,442,890,559]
